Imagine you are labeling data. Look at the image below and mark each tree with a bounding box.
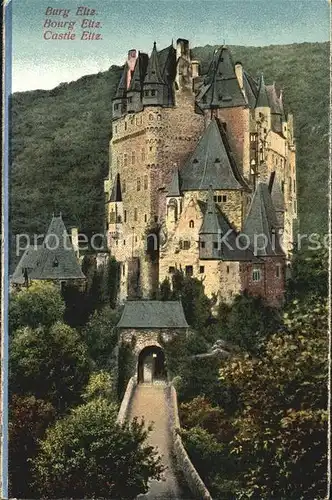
[222,292,282,354]
[218,298,328,498]
[81,306,121,370]
[10,321,91,411]
[32,398,163,499]
[82,371,115,402]
[9,281,65,332]
[9,395,56,499]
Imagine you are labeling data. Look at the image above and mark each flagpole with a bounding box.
[1,1,12,498]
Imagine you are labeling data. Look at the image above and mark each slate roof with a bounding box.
[117,300,189,329]
[243,183,285,256]
[109,173,122,202]
[128,52,149,92]
[243,71,257,108]
[255,74,269,108]
[143,42,165,85]
[198,198,260,262]
[166,166,181,197]
[179,118,249,191]
[11,215,85,284]
[196,46,247,109]
[114,65,128,99]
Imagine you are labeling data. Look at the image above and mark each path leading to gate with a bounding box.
[128,382,188,499]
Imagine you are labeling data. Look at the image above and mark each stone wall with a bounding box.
[168,384,212,500]
[116,376,136,424]
[240,256,285,307]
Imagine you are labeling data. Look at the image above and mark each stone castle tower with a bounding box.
[104,39,297,307]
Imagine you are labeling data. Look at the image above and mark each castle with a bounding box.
[104,39,297,308]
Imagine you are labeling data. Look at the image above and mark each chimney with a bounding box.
[176,38,190,60]
[71,227,79,258]
[234,62,244,90]
[191,60,200,78]
[127,48,138,89]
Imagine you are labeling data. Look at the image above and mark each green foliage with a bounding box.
[180,396,226,437]
[32,398,163,499]
[81,306,121,370]
[221,292,282,354]
[107,256,120,308]
[10,321,91,411]
[9,395,56,499]
[159,276,172,300]
[216,298,328,498]
[9,281,65,332]
[286,246,328,301]
[82,371,115,402]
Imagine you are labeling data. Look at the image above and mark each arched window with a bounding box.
[149,113,153,121]
[189,220,194,228]
[137,178,141,191]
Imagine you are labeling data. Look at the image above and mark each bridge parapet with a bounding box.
[116,376,137,424]
[169,384,213,500]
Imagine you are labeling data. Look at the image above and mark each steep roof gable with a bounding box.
[179,118,249,191]
[109,173,122,202]
[117,300,189,328]
[243,183,285,256]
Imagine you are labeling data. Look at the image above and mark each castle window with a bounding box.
[199,266,205,274]
[183,241,191,250]
[134,208,138,221]
[281,181,285,193]
[144,90,149,96]
[149,146,153,152]
[132,151,135,165]
[124,122,127,130]
[154,215,158,222]
[222,195,227,202]
[122,179,126,193]
[124,153,128,167]
[200,241,205,249]
[137,178,141,191]
[52,257,59,268]
[123,264,125,275]
[227,265,230,274]
[252,268,261,282]
[276,263,281,278]
[149,113,153,121]
[144,214,147,222]
[185,265,193,277]
[115,126,118,134]
[124,210,127,223]
[215,158,220,163]
[157,114,161,121]
[128,97,133,103]
[116,215,122,223]
[189,220,194,228]
[213,242,219,249]
[123,240,126,246]
[217,195,222,202]
[135,236,138,243]
[214,196,217,202]
[193,159,198,164]
[151,89,156,96]
[169,266,175,274]
[144,175,148,189]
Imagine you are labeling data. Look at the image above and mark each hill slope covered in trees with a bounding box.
[10,42,328,242]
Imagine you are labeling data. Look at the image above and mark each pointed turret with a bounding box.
[199,186,221,235]
[196,46,246,109]
[112,65,128,119]
[142,42,169,107]
[127,52,149,113]
[255,74,269,108]
[269,172,285,229]
[243,182,284,256]
[166,166,181,197]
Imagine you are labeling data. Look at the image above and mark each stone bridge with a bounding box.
[116,301,212,500]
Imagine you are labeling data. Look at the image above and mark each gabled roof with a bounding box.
[255,74,269,108]
[166,166,181,197]
[179,118,249,191]
[117,300,189,329]
[243,71,257,108]
[243,183,285,256]
[109,173,122,202]
[11,246,43,284]
[198,197,260,262]
[11,216,85,283]
[196,46,247,109]
[158,43,177,81]
[143,42,165,85]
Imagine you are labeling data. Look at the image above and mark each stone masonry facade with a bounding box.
[105,38,297,308]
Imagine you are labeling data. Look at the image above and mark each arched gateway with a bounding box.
[116,300,189,384]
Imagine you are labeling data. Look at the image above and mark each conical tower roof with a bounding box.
[144,42,164,85]
[166,166,181,197]
[255,74,269,108]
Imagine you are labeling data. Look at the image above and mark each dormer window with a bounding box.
[193,159,198,164]
[189,220,194,228]
[215,158,220,163]
[151,89,156,96]
[53,257,59,268]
